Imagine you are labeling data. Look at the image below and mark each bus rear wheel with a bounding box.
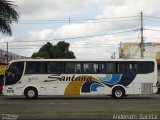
[24,87,38,99]
[112,87,125,99]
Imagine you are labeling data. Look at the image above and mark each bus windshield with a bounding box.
[5,62,24,85]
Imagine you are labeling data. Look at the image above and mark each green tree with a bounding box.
[31,41,76,59]
[0,0,19,36]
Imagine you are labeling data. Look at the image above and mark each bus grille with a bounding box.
[141,83,153,94]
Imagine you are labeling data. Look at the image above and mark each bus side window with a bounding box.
[131,63,138,72]
[134,63,138,72]
[83,64,89,73]
[126,63,135,72]
[25,62,36,74]
[138,62,154,74]
[93,63,106,73]
[106,62,116,73]
[83,63,94,73]
[47,62,63,74]
[39,63,45,73]
[65,63,75,73]
[75,63,81,73]
[119,63,138,73]
[25,62,45,74]
[119,63,126,73]
[93,64,99,73]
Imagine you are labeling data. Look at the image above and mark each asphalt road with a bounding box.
[0,95,160,120]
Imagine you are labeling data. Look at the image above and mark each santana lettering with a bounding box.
[44,74,93,82]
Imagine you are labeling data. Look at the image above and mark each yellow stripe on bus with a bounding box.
[65,81,85,95]
[64,76,101,95]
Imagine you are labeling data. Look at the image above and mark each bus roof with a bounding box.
[8,58,157,64]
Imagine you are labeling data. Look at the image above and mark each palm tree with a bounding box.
[0,0,19,36]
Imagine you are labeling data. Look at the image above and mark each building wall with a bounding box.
[0,49,27,64]
[156,52,160,60]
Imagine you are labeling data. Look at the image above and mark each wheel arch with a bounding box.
[111,85,126,95]
[23,86,39,96]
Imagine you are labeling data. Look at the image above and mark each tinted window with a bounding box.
[75,63,81,73]
[118,63,126,73]
[117,62,138,73]
[138,62,154,74]
[127,63,138,72]
[65,63,81,73]
[24,61,154,74]
[93,63,106,73]
[65,63,76,73]
[25,62,45,74]
[47,62,63,74]
[83,63,95,73]
[106,62,116,73]
[109,61,153,74]
[64,62,106,74]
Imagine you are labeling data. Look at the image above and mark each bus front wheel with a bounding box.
[112,87,125,99]
[24,87,38,99]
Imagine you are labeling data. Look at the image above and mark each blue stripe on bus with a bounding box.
[81,81,96,93]
[100,74,122,85]
[90,83,103,92]
[117,73,137,86]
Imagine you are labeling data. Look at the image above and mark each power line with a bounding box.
[144,15,160,23]
[18,15,139,23]
[145,37,160,40]
[144,28,160,32]
[0,44,119,49]
[144,19,160,22]
[1,14,145,57]
[1,45,119,49]
[0,37,139,45]
[72,15,138,21]
[144,15,160,19]
[73,19,139,24]
[0,29,138,43]
[0,43,117,47]
[18,19,140,24]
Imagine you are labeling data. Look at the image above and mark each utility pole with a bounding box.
[140,12,144,58]
[6,42,8,64]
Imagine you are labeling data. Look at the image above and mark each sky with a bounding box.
[1,0,160,59]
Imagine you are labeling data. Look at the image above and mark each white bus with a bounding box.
[2,59,158,99]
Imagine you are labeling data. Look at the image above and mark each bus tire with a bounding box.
[24,87,38,99]
[112,87,125,99]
